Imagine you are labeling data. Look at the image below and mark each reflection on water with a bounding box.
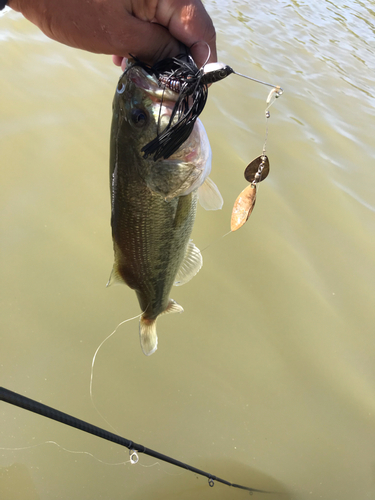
[1,1,375,499]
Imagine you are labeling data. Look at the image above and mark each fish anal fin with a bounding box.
[174,240,203,286]
[162,299,184,315]
[106,264,124,287]
[198,177,223,211]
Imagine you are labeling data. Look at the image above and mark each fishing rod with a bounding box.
[0,386,277,495]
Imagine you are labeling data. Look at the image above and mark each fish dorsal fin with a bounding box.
[162,299,184,315]
[174,240,203,286]
[198,177,223,210]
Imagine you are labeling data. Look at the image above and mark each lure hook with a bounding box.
[189,40,212,69]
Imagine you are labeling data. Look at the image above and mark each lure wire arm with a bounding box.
[233,71,284,93]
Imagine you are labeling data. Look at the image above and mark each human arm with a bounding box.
[7,0,216,67]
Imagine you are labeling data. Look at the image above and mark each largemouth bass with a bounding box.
[109,61,223,356]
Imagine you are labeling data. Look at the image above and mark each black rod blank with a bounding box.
[0,386,273,494]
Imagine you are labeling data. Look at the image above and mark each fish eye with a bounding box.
[130,108,148,128]
[117,82,125,94]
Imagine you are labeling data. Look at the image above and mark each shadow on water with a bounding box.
[0,458,292,500]
[0,463,40,500]
[132,458,293,500]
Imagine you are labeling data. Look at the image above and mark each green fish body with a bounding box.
[109,63,222,355]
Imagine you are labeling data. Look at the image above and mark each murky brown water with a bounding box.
[1,1,375,499]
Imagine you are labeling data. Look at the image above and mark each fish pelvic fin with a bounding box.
[139,300,184,356]
[139,317,158,356]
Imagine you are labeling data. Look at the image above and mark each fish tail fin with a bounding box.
[139,317,158,356]
[139,300,184,356]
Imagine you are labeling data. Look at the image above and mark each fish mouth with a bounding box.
[128,66,179,103]
[127,64,202,165]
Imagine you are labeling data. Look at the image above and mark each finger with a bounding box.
[112,55,123,67]
[155,0,217,66]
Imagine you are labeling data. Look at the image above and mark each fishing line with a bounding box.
[0,387,277,495]
[0,440,132,466]
[200,230,232,253]
[90,312,142,434]
[0,440,159,468]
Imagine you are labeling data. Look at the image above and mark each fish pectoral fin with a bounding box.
[198,177,223,210]
[174,240,203,286]
[139,317,158,356]
[106,265,124,287]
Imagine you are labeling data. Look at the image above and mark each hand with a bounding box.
[8,0,217,67]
